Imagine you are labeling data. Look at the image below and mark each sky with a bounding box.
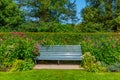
[75,0,86,22]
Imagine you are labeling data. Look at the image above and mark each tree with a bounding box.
[80,0,120,32]
[112,0,120,31]
[16,0,78,23]
[0,0,24,27]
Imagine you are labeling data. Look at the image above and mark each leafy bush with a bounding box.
[82,52,105,72]
[16,22,39,32]
[0,22,80,32]
[37,21,75,32]
[81,35,120,65]
[10,59,34,72]
[0,32,39,71]
[80,22,105,32]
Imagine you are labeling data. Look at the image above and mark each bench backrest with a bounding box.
[36,45,82,60]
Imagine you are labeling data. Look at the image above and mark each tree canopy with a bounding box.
[80,0,120,32]
[16,0,78,23]
[0,0,24,27]
[1,0,120,32]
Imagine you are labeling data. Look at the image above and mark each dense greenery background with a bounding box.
[1,0,120,32]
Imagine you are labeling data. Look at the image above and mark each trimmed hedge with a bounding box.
[0,32,119,45]
[0,32,120,64]
[0,32,118,43]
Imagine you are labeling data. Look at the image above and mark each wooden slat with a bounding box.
[40,45,82,52]
[39,52,82,55]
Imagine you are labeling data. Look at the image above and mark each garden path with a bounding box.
[34,64,84,69]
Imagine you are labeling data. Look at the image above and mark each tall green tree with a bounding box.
[16,0,77,23]
[0,0,24,27]
[112,0,120,31]
[80,0,120,32]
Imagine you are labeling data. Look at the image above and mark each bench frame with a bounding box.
[35,45,82,64]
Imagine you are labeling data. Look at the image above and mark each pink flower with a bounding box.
[11,32,15,35]
[17,32,23,37]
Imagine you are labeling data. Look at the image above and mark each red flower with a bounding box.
[17,32,23,37]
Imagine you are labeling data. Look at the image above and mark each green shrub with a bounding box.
[0,32,39,71]
[0,22,80,32]
[35,21,76,32]
[81,35,120,65]
[80,22,105,32]
[82,52,105,72]
[10,59,34,72]
[16,22,39,32]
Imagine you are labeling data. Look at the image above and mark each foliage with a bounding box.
[16,0,77,23]
[82,52,105,72]
[80,0,120,32]
[81,34,120,65]
[17,21,74,32]
[15,21,39,32]
[0,32,39,71]
[36,21,76,32]
[113,15,120,31]
[0,0,24,27]
[0,21,80,32]
[10,59,34,72]
[79,22,105,32]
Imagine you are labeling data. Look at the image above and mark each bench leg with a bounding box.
[34,60,37,64]
[58,60,60,64]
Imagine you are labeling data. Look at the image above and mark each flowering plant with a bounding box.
[0,32,39,71]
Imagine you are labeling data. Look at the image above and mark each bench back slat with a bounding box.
[40,45,82,52]
[40,52,82,55]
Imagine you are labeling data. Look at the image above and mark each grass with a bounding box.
[0,70,120,80]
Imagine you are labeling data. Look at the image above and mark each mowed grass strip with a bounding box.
[0,70,120,80]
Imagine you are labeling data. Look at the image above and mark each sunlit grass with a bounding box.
[0,70,120,80]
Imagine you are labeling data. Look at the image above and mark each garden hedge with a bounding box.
[0,32,118,43]
[0,32,120,65]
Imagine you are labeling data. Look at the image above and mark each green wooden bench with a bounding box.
[35,45,82,64]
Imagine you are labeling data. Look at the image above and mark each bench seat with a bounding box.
[35,45,82,64]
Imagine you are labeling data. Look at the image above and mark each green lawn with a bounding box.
[0,70,120,80]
